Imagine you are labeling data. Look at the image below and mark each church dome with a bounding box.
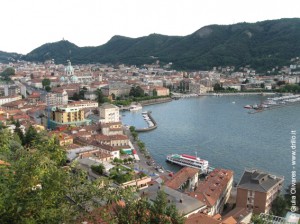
[71,75,78,82]
[60,76,65,82]
[65,60,74,76]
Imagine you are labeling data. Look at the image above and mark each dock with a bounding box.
[135,111,158,132]
[248,95,300,114]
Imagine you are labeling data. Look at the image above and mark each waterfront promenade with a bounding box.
[123,126,165,177]
[172,92,276,98]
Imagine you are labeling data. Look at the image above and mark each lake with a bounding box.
[121,95,300,187]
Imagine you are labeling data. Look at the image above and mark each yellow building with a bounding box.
[49,105,91,129]
[51,106,84,123]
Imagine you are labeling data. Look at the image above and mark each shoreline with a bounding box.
[200,92,276,96]
[172,92,277,98]
[139,97,172,106]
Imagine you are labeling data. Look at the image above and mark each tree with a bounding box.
[45,85,51,92]
[71,92,80,101]
[277,80,286,86]
[95,88,106,104]
[271,195,288,217]
[42,78,51,88]
[23,125,39,147]
[79,87,87,100]
[129,126,136,133]
[0,130,108,224]
[14,120,24,144]
[153,89,158,97]
[91,164,105,175]
[213,83,224,92]
[251,214,267,224]
[150,190,185,224]
[112,190,185,224]
[0,67,15,81]
[129,86,144,97]
[114,196,151,224]
[132,132,138,141]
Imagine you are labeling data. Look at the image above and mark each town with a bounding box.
[0,58,299,224]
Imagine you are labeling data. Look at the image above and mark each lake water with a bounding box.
[121,95,300,187]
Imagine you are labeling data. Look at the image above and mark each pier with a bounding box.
[135,111,158,132]
[248,94,300,114]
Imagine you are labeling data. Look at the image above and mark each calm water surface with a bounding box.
[121,95,300,187]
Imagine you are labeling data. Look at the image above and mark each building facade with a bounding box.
[189,169,234,216]
[236,168,284,214]
[98,103,120,123]
[0,95,22,106]
[49,105,90,129]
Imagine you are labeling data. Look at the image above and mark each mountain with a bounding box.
[0,51,22,63]
[22,18,300,71]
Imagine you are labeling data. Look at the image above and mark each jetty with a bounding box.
[136,111,157,132]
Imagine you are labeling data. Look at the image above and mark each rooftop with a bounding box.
[140,184,206,216]
[188,169,233,207]
[165,167,199,190]
[237,168,284,192]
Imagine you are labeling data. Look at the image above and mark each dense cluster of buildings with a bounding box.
[0,59,296,223]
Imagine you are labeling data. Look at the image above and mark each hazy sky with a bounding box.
[1,0,299,54]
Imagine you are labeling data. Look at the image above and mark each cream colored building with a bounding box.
[68,100,98,109]
[0,95,22,106]
[98,103,119,123]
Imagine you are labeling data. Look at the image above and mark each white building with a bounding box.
[43,90,68,106]
[98,103,120,123]
[0,95,22,106]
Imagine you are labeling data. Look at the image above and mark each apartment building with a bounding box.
[0,95,22,106]
[236,168,284,214]
[98,103,119,123]
[188,169,233,216]
[49,105,90,129]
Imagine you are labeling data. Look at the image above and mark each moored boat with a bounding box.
[166,153,209,174]
[244,105,252,109]
[129,104,142,111]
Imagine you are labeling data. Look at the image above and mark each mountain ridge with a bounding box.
[2,18,300,71]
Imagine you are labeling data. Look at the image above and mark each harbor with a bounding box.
[245,94,300,114]
[121,95,300,188]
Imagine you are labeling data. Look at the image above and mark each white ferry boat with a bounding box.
[129,104,142,112]
[166,154,209,174]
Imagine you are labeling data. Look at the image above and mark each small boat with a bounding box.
[232,101,236,104]
[244,105,252,109]
[129,104,142,111]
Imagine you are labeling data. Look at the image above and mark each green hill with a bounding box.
[22,18,300,71]
[0,51,22,63]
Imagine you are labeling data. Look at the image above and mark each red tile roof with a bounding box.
[165,167,199,190]
[188,169,233,207]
